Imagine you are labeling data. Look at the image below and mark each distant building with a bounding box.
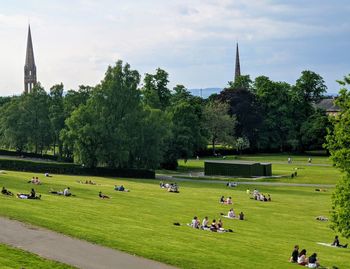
[24,25,37,93]
[316,98,341,116]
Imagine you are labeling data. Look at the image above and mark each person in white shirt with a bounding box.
[63,187,71,197]
[228,208,236,218]
[191,216,200,229]
[202,216,209,229]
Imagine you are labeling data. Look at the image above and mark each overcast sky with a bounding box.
[1,0,349,96]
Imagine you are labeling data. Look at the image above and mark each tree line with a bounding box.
[0,60,331,169]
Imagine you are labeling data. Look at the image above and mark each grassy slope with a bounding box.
[0,243,75,269]
[0,170,348,269]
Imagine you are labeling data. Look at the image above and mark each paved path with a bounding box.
[157,175,335,188]
[0,217,176,269]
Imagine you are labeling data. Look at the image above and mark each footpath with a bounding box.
[0,217,176,269]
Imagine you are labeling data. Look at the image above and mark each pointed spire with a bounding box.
[25,25,35,67]
[24,25,37,93]
[234,43,241,82]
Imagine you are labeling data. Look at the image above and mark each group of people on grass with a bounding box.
[160,182,179,193]
[221,208,245,220]
[189,216,232,233]
[2,186,41,199]
[17,188,41,200]
[219,195,233,204]
[290,246,321,268]
[250,189,271,202]
[27,177,41,185]
[77,180,96,185]
[226,182,238,188]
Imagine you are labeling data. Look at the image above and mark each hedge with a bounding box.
[0,159,155,179]
[0,149,73,163]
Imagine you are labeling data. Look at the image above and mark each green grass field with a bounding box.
[0,161,349,269]
[0,243,75,269]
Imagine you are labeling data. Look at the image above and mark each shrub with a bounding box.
[0,159,155,179]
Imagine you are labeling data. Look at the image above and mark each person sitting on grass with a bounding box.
[239,211,244,220]
[220,196,225,204]
[210,219,218,232]
[307,253,320,268]
[217,218,223,229]
[225,197,233,205]
[17,188,41,199]
[190,216,200,229]
[202,216,209,229]
[1,187,13,196]
[227,208,236,219]
[98,191,110,199]
[28,177,41,185]
[290,245,299,263]
[332,235,348,248]
[297,249,308,266]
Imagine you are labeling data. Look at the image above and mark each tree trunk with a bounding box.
[212,138,216,155]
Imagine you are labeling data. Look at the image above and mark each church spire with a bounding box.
[234,43,241,82]
[24,25,37,93]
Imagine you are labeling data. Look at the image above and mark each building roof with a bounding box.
[316,98,340,112]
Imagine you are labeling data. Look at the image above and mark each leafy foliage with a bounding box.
[325,74,350,238]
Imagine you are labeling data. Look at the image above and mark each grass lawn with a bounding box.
[0,243,75,269]
[0,169,349,269]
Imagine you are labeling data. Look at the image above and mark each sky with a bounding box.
[0,0,349,96]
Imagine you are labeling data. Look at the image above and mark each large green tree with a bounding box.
[203,100,236,154]
[253,76,294,151]
[49,83,65,156]
[325,74,350,238]
[142,68,171,110]
[62,60,168,169]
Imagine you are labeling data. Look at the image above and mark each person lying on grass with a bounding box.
[168,183,179,193]
[49,187,72,197]
[99,191,110,199]
[1,187,13,196]
[27,177,41,185]
[17,188,41,199]
[114,185,129,192]
[332,235,348,248]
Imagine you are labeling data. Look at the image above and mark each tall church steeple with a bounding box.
[234,43,241,83]
[24,25,37,93]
